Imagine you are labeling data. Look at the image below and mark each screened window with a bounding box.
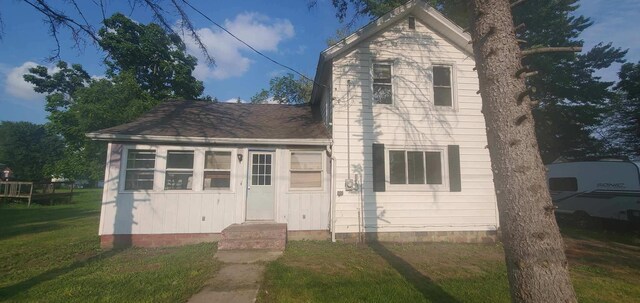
[164,151,194,190]
[125,150,156,190]
[433,66,452,106]
[290,152,323,189]
[549,177,577,191]
[373,62,392,104]
[389,150,443,186]
[204,151,232,190]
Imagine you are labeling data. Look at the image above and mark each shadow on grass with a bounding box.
[0,207,98,240]
[0,248,125,300]
[368,242,460,303]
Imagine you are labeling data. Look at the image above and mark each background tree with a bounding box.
[314,0,627,162]
[250,73,312,104]
[608,62,640,157]
[23,13,203,180]
[0,121,64,180]
[98,13,204,100]
[1,0,213,64]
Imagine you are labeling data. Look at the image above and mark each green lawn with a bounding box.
[258,229,640,303]
[0,189,219,303]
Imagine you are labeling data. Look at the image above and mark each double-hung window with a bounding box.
[433,65,453,106]
[373,62,393,104]
[290,152,323,189]
[388,149,444,188]
[164,151,194,190]
[204,151,232,190]
[125,149,156,190]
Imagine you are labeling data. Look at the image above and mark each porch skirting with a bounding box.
[100,233,221,249]
[335,230,498,243]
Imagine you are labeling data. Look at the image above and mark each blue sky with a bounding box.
[0,0,639,124]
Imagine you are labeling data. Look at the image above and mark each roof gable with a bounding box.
[311,0,472,103]
[322,0,472,61]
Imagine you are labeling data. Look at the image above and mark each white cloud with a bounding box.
[184,12,295,80]
[222,97,248,103]
[4,62,49,101]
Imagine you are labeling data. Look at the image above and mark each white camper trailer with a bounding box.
[546,160,640,224]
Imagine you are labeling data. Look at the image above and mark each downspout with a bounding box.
[327,144,337,242]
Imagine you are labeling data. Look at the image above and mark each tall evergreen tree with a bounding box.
[609,62,640,157]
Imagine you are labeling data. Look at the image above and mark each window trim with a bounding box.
[203,150,233,191]
[384,146,449,192]
[123,149,156,191]
[164,150,195,191]
[432,63,457,110]
[118,145,237,193]
[371,60,394,105]
[288,150,325,191]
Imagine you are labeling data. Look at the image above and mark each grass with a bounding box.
[259,228,640,303]
[0,189,219,303]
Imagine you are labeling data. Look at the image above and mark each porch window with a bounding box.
[124,149,156,190]
[164,151,194,190]
[373,62,393,104]
[388,149,444,188]
[204,151,232,190]
[433,65,452,106]
[290,152,323,189]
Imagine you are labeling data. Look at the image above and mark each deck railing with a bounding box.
[0,181,74,207]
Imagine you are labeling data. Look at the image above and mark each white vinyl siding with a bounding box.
[330,16,498,233]
[101,144,330,236]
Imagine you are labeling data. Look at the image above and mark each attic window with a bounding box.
[408,16,416,30]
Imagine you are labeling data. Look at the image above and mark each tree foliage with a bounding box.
[99,13,204,100]
[251,73,312,104]
[22,13,205,179]
[0,121,64,180]
[609,62,640,157]
[3,0,213,64]
[316,0,627,162]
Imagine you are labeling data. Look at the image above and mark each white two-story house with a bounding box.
[88,0,498,248]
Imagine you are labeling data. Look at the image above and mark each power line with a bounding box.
[180,0,327,90]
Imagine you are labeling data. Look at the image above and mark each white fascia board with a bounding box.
[319,0,472,61]
[86,133,332,146]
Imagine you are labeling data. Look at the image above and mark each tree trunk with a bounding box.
[469,0,577,302]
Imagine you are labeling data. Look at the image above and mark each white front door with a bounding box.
[246,152,275,221]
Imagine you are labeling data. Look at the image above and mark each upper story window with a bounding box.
[165,151,194,190]
[204,151,232,190]
[125,149,156,190]
[373,62,392,104]
[433,65,453,106]
[290,152,323,189]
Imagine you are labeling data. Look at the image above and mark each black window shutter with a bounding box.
[372,144,385,192]
[448,145,461,192]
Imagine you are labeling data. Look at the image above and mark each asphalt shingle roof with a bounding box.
[92,100,330,140]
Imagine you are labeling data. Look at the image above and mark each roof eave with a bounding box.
[86,133,332,146]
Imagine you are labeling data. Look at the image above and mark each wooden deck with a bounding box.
[0,181,74,206]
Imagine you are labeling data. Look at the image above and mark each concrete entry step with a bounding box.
[218,223,287,251]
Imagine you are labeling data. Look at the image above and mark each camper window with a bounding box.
[549,177,577,191]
